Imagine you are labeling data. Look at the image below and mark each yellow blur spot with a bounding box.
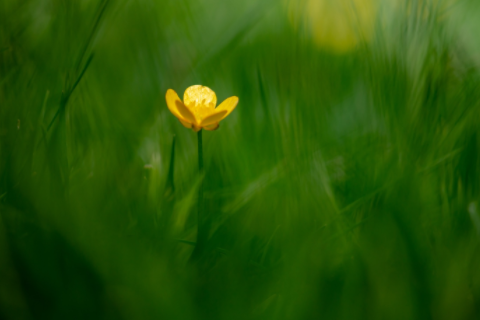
[287,0,457,53]
[287,0,378,53]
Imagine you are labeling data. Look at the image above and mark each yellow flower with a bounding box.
[166,85,238,132]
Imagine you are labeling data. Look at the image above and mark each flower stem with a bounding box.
[197,130,204,231]
[198,130,204,175]
[190,130,204,262]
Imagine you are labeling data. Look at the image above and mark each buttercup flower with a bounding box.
[166,85,238,132]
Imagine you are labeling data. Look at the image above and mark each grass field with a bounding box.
[1,0,480,319]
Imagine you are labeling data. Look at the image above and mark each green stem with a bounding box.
[198,130,204,174]
[190,130,204,262]
[197,130,204,231]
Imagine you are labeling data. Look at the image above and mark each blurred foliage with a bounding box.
[1,0,480,319]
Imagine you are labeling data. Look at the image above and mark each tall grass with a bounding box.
[1,0,480,319]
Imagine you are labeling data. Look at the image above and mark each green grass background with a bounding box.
[1,0,480,319]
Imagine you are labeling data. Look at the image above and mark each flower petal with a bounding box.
[204,123,219,131]
[192,124,202,132]
[165,89,184,119]
[175,100,197,124]
[166,89,196,124]
[214,96,239,121]
[200,110,228,127]
[178,118,192,129]
[183,85,217,109]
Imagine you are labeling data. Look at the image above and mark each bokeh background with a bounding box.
[1,0,480,319]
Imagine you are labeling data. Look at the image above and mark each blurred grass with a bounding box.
[1,0,480,319]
